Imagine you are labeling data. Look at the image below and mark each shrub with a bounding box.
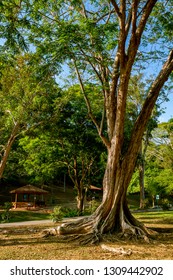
[61,207,79,217]
[161,198,170,210]
[84,200,100,215]
[142,198,150,209]
[50,206,80,222]
[50,206,64,222]
[1,202,13,223]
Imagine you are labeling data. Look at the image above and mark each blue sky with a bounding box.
[159,94,173,122]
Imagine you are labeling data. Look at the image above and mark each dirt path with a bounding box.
[0,216,82,228]
[0,219,53,228]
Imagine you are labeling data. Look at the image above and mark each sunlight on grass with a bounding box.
[134,211,173,224]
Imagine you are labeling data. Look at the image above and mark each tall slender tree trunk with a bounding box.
[139,145,145,209]
[139,163,145,209]
[0,122,20,179]
[66,154,93,215]
[76,187,86,215]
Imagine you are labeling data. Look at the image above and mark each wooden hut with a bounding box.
[10,185,48,209]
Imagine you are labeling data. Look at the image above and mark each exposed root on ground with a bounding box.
[101,244,132,256]
[119,222,153,243]
[41,227,58,237]
[67,232,102,245]
[41,214,157,245]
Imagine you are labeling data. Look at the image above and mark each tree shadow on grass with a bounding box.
[140,219,173,225]
[0,226,73,248]
[148,227,173,233]
[0,222,173,248]
[0,226,173,260]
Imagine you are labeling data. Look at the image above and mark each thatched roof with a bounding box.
[10,185,48,194]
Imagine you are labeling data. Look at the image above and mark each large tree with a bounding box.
[1,1,173,242]
[40,1,173,242]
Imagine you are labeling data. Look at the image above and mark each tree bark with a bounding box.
[76,187,86,215]
[0,122,20,179]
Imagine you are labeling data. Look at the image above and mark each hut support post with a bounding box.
[14,193,18,208]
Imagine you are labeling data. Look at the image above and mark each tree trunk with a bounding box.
[138,145,145,209]
[43,6,173,241]
[44,49,173,243]
[76,187,86,215]
[46,139,151,243]
[152,195,155,208]
[67,155,92,215]
[0,122,20,179]
[139,162,145,209]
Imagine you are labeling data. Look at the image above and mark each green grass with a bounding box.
[0,210,50,223]
[134,210,173,224]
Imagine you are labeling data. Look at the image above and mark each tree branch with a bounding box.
[128,48,173,158]
[136,0,157,37]
[119,0,126,68]
[78,48,104,86]
[125,7,132,36]
[126,0,157,72]
[105,52,119,140]
[110,0,122,18]
[0,122,20,179]
[131,0,138,34]
[5,110,17,125]
[81,1,88,18]
[73,58,110,149]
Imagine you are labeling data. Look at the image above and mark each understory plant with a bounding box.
[1,202,13,223]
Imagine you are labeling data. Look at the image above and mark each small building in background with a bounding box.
[10,184,48,209]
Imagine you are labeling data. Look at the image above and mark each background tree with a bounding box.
[18,85,105,214]
[0,53,59,180]
[128,118,173,208]
[126,74,163,208]
[146,119,173,199]
[55,85,105,214]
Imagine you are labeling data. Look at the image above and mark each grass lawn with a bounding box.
[0,210,173,260]
[0,209,51,223]
[134,210,173,225]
